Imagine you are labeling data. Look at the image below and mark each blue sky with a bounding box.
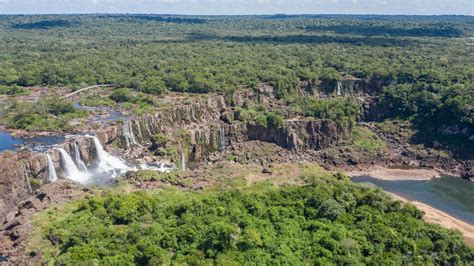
[0,0,472,15]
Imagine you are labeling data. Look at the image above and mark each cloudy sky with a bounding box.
[0,0,472,15]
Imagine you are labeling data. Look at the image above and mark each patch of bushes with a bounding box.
[0,85,30,96]
[31,172,474,264]
[289,97,359,128]
[3,97,87,131]
[235,106,284,128]
[80,94,115,107]
[109,88,156,115]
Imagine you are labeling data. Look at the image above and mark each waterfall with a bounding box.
[180,150,186,172]
[336,81,342,96]
[25,172,32,193]
[73,143,88,172]
[46,154,58,182]
[122,122,130,148]
[59,148,89,183]
[122,120,138,148]
[191,107,197,122]
[219,126,226,150]
[92,136,129,171]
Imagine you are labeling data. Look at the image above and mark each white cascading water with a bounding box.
[73,143,88,172]
[92,136,129,171]
[46,154,58,182]
[41,136,172,185]
[122,120,138,148]
[191,107,197,122]
[336,81,342,96]
[59,148,89,183]
[219,126,226,150]
[181,150,186,172]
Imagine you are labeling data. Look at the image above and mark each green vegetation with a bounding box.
[0,85,29,95]
[127,170,192,187]
[2,97,87,131]
[350,126,385,153]
[380,83,473,142]
[31,172,473,264]
[235,106,284,128]
[290,97,359,128]
[0,15,472,146]
[108,88,156,115]
[79,94,115,107]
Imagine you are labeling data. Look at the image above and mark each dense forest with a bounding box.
[0,15,472,146]
[32,172,474,264]
[1,14,473,264]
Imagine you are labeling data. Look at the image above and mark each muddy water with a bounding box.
[352,176,474,225]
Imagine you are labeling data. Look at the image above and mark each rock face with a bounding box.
[119,93,347,162]
[0,92,348,218]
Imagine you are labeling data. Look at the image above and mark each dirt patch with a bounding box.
[347,166,441,181]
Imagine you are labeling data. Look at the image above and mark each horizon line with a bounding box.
[0,13,473,17]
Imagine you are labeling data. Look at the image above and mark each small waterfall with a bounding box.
[336,81,342,96]
[122,122,130,148]
[180,150,186,172]
[25,172,32,193]
[92,136,129,171]
[191,108,197,122]
[122,120,138,148]
[219,126,226,150]
[46,154,58,182]
[59,148,89,183]
[73,143,88,172]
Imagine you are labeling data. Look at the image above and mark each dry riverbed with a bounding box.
[347,166,441,181]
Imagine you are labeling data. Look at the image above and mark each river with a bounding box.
[0,131,65,153]
[352,176,474,225]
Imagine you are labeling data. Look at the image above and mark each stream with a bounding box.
[352,175,474,225]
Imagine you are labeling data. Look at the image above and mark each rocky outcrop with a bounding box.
[117,94,347,163]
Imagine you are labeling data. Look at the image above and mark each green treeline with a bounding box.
[0,15,472,139]
[35,173,473,264]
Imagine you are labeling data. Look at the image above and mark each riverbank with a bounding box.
[347,166,441,181]
[387,192,474,247]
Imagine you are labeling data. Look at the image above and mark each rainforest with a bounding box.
[0,14,473,264]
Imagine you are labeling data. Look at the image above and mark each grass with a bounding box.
[350,126,385,153]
